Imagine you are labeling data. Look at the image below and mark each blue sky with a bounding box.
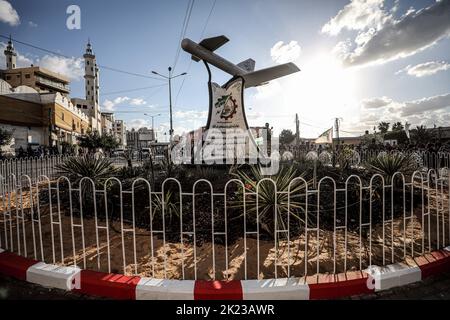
[1,0,450,139]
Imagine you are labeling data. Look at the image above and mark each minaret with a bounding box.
[83,40,101,132]
[4,36,17,70]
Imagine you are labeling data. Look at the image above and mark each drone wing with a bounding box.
[237,59,255,72]
[191,35,230,62]
[242,62,300,88]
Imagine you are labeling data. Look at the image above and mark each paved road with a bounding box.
[1,271,450,300]
[345,270,450,300]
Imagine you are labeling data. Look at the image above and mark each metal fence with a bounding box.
[292,149,450,170]
[0,169,449,280]
[0,155,71,184]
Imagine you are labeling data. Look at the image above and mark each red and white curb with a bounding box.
[1,247,449,300]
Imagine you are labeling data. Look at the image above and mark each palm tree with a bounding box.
[411,125,435,146]
[378,122,390,134]
[392,122,404,131]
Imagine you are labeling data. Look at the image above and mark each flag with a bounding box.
[405,122,411,139]
[315,127,333,144]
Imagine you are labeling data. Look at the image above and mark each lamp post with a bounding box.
[144,113,161,142]
[151,67,187,145]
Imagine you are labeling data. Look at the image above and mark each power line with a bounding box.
[0,34,165,81]
[174,0,217,106]
[172,0,195,72]
[102,84,166,96]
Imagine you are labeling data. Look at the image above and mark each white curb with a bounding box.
[26,262,81,290]
[136,278,195,300]
[366,263,421,291]
[242,278,309,300]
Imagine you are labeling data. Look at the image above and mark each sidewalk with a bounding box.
[344,270,450,300]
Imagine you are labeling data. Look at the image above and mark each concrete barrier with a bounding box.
[1,248,450,300]
[26,262,81,290]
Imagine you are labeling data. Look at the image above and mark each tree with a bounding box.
[0,128,13,147]
[392,122,404,131]
[279,129,295,146]
[378,122,390,134]
[77,131,119,154]
[410,125,435,146]
[101,134,119,152]
[77,131,102,153]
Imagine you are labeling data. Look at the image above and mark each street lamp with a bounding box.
[150,67,187,145]
[143,113,161,141]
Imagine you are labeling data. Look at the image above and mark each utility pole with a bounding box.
[335,118,341,147]
[168,68,173,139]
[151,67,187,149]
[333,117,342,167]
[295,113,300,157]
[144,113,161,142]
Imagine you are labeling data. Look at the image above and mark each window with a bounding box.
[61,112,65,121]
[87,61,90,65]
[87,80,89,85]
[91,67,93,72]
[83,105,87,109]
[25,74,31,79]
[16,74,20,78]
[77,104,81,108]
[87,91,90,95]
[6,76,11,80]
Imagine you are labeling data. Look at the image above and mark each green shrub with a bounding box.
[56,156,118,186]
[231,165,309,236]
[365,153,418,182]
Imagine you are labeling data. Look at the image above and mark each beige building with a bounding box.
[1,37,70,96]
[0,38,128,153]
[0,80,89,151]
[1,66,70,95]
[113,120,126,148]
[101,112,114,135]
[126,127,155,150]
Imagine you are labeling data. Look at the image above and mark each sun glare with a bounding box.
[287,54,359,135]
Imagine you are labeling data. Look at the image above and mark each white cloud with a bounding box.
[102,100,115,111]
[402,93,450,116]
[102,96,131,111]
[341,92,450,133]
[37,55,84,80]
[321,0,389,36]
[28,21,37,28]
[0,0,20,26]
[270,41,301,64]
[327,0,450,67]
[174,110,208,121]
[361,96,393,109]
[396,61,450,77]
[0,42,82,80]
[126,119,151,130]
[130,98,146,106]
[354,92,450,130]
